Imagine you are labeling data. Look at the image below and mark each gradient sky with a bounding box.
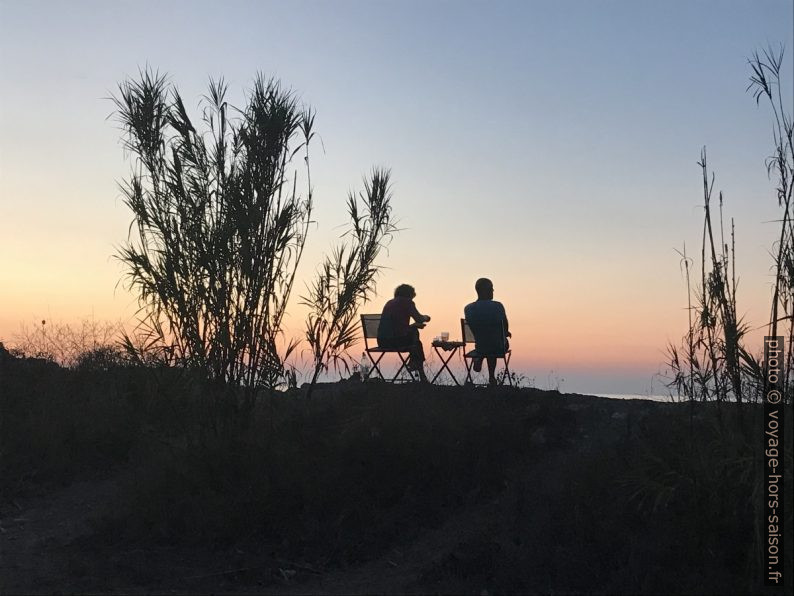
[1,0,792,393]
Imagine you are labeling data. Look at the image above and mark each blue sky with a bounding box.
[1,0,792,393]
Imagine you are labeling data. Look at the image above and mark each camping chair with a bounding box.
[461,318,513,386]
[360,314,416,382]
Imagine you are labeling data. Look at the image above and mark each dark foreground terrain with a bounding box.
[1,350,792,594]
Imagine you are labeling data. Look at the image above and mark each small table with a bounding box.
[430,340,465,385]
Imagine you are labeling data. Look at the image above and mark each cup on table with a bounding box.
[440,331,449,342]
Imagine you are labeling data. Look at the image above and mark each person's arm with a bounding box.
[500,303,511,338]
[409,301,431,327]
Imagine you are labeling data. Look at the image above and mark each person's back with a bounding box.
[378,296,414,342]
[464,298,508,354]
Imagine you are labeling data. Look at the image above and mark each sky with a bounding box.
[1,0,792,393]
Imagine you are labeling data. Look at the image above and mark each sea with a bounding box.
[592,393,674,403]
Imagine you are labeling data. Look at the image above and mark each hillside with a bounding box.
[1,351,791,594]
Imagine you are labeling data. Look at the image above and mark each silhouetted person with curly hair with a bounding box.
[378,283,431,382]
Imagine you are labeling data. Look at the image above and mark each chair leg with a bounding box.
[367,351,387,381]
[503,353,513,386]
[463,353,513,386]
[391,352,412,382]
[463,357,474,384]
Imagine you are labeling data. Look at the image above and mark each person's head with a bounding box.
[394,283,416,299]
[475,277,494,300]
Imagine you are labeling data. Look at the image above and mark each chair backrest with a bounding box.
[361,314,382,339]
[361,314,390,350]
[461,318,476,344]
[461,317,507,354]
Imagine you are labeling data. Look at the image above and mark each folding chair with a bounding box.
[360,314,417,383]
[461,318,513,386]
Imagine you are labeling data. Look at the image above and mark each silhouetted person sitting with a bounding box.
[378,284,431,382]
[464,277,511,385]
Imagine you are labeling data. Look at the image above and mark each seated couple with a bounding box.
[377,278,511,384]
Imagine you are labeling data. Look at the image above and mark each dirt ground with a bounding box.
[0,396,595,595]
[2,381,779,595]
[1,452,569,594]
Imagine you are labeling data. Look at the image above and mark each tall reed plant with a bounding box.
[667,150,758,404]
[113,70,315,390]
[302,169,398,396]
[748,45,794,403]
[668,45,793,405]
